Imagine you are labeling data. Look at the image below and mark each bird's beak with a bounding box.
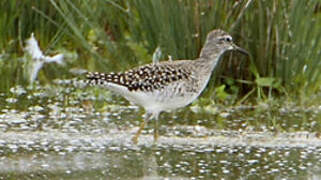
[232,43,249,56]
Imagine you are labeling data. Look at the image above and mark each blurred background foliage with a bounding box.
[0,0,320,104]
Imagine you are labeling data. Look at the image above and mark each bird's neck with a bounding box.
[199,40,227,70]
[197,46,225,73]
[191,47,225,97]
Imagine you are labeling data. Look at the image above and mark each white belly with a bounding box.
[129,91,196,112]
[121,82,201,114]
[103,75,208,114]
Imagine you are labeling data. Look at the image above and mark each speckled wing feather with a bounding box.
[86,63,191,92]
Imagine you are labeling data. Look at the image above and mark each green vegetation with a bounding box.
[1,2,321,179]
[1,0,321,103]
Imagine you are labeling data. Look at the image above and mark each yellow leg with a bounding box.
[153,119,159,143]
[132,121,145,144]
[132,112,159,144]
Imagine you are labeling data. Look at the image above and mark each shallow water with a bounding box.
[0,83,321,179]
[1,146,321,179]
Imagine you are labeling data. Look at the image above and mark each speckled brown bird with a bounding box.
[86,29,249,143]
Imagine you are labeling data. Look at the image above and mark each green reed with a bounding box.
[0,0,320,101]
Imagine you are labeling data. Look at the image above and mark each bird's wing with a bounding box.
[86,63,191,92]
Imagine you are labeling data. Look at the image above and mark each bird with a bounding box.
[86,29,249,144]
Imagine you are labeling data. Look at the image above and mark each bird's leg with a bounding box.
[153,119,159,142]
[132,113,151,144]
[153,113,160,143]
[131,122,145,144]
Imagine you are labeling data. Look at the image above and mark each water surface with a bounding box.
[0,83,321,179]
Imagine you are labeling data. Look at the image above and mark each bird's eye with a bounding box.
[219,36,232,42]
[225,36,232,42]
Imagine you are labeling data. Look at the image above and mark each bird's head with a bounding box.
[200,29,249,59]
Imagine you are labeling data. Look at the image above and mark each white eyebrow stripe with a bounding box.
[224,35,232,41]
[218,35,233,41]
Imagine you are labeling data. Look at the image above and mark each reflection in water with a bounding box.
[0,146,321,179]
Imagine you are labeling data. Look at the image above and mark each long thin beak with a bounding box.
[233,43,249,56]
